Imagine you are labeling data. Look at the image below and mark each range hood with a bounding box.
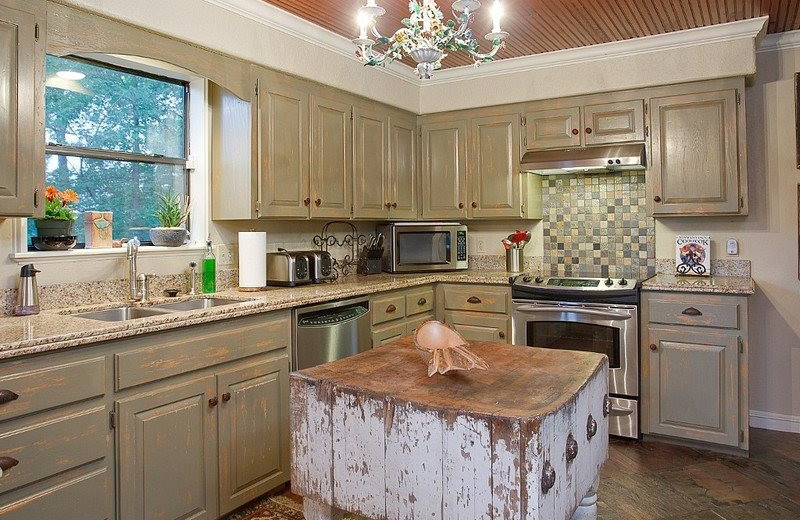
[521,143,647,175]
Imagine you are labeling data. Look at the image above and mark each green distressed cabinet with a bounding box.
[310,95,352,219]
[420,119,469,220]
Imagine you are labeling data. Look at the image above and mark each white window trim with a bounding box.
[9,56,210,265]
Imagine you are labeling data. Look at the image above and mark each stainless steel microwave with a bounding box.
[377,222,468,273]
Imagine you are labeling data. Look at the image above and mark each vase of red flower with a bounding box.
[32,186,80,250]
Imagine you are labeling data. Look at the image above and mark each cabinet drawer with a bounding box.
[372,293,406,325]
[0,357,105,423]
[0,406,108,494]
[442,285,509,314]
[445,311,509,342]
[648,297,739,329]
[405,288,434,316]
[0,468,111,520]
[115,312,290,390]
[406,314,435,336]
[372,322,407,347]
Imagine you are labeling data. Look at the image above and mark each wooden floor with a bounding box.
[599,428,800,519]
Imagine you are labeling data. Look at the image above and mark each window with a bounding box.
[28,55,189,247]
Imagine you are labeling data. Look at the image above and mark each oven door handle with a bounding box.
[514,305,633,320]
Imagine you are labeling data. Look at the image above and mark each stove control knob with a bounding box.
[522,276,533,283]
[619,278,628,286]
[535,276,544,284]
[604,277,614,286]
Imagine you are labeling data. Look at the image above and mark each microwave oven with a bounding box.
[377,222,468,273]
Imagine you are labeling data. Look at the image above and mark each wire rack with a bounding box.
[313,221,369,279]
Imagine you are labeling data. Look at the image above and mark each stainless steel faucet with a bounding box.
[127,238,151,301]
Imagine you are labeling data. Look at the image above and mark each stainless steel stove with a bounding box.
[511,275,641,439]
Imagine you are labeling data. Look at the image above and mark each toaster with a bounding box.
[266,250,311,287]
[300,251,335,283]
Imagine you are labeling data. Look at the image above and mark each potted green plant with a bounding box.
[32,186,80,250]
[150,191,190,247]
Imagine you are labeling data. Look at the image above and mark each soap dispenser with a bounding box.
[13,264,40,316]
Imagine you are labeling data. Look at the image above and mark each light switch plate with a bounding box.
[726,238,739,256]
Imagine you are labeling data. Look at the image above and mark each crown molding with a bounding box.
[759,29,800,52]
[423,16,769,85]
[199,0,419,86]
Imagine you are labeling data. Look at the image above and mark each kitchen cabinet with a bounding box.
[372,321,407,347]
[437,284,511,343]
[310,95,352,219]
[0,0,44,217]
[444,311,509,342]
[469,113,524,219]
[117,375,219,520]
[583,100,645,145]
[420,119,469,219]
[642,291,749,451]
[217,357,290,514]
[648,88,746,215]
[388,116,418,219]
[353,105,389,219]
[255,69,310,218]
[522,106,582,151]
[370,286,436,347]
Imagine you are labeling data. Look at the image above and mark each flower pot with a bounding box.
[149,227,188,247]
[34,218,75,238]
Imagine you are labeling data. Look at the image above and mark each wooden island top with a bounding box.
[291,338,610,520]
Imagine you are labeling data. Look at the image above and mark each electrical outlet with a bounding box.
[476,238,487,254]
[215,244,234,266]
[726,238,739,256]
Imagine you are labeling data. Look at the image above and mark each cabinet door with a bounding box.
[584,100,645,145]
[353,106,389,219]
[117,376,218,520]
[420,119,468,219]
[372,321,407,348]
[523,106,581,151]
[217,356,290,514]
[310,95,351,218]
[469,114,521,218]
[388,116,418,220]
[444,311,509,343]
[646,327,739,447]
[649,90,741,215]
[256,71,309,218]
[0,2,41,217]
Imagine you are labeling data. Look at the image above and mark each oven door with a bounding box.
[512,300,639,397]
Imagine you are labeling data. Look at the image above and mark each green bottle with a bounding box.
[202,237,216,293]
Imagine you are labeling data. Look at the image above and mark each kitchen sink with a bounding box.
[73,306,173,322]
[151,297,244,311]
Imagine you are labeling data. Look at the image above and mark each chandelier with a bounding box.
[352,0,509,79]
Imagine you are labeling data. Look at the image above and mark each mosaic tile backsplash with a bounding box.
[541,172,656,280]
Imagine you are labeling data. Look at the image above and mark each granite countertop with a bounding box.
[641,273,755,295]
[0,270,513,360]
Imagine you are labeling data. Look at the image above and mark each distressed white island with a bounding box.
[291,337,610,520]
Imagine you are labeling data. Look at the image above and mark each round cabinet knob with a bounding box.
[458,202,465,209]
[653,195,662,203]
[587,414,598,440]
[585,127,593,134]
[649,343,658,352]
[303,197,311,206]
[498,331,505,339]
[571,128,579,135]
[222,392,231,403]
[208,397,219,407]
[541,461,556,494]
[391,202,397,209]
[385,202,392,209]
[315,198,322,206]
[471,201,478,208]
[566,433,579,462]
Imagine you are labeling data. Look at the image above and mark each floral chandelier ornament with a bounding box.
[353,0,509,79]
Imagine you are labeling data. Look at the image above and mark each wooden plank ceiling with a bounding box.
[261,0,798,68]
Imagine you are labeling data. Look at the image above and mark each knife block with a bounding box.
[356,246,383,275]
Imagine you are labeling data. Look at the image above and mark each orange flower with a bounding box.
[44,185,60,202]
[61,189,79,204]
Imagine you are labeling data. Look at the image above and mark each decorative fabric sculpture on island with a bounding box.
[414,320,489,376]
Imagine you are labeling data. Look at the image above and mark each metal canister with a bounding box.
[506,248,524,274]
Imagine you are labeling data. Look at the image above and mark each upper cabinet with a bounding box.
[649,87,746,216]
[420,119,469,220]
[523,106,582,150]
[310,95,352,219]
[583,100,645,146]
[387,116,418,220]
[353,106,389,219]
[0,0,44,217]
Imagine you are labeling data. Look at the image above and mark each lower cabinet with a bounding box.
[444,310,509,342]
[217,357,289,514]
[438,284,511,343]
[117,376,219,520]
[645,327,740,447]
[372,321,407,347]
[370,286,436,347]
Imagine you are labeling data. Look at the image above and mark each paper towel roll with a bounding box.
[238,232,267,289]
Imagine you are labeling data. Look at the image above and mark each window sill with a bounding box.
[10,245,205,264]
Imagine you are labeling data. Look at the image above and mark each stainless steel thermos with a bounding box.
[13,264,40,316]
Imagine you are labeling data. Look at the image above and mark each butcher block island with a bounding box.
[290,337,610,520]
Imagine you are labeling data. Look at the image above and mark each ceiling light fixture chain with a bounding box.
[352,0,509,79]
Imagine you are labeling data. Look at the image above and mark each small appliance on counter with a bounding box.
[266,249,311,287]
[357,233,384,275]
[300,250,335,283]
[13,264,41,316]
[378,222,468,273]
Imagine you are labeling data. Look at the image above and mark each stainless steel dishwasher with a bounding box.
[293,297,372,370]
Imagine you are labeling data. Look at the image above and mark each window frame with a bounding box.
[11,54,209,260]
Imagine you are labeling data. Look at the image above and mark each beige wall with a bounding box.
[656,45,800,420]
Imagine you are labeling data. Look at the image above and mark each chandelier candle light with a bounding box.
[353,0,509,79]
